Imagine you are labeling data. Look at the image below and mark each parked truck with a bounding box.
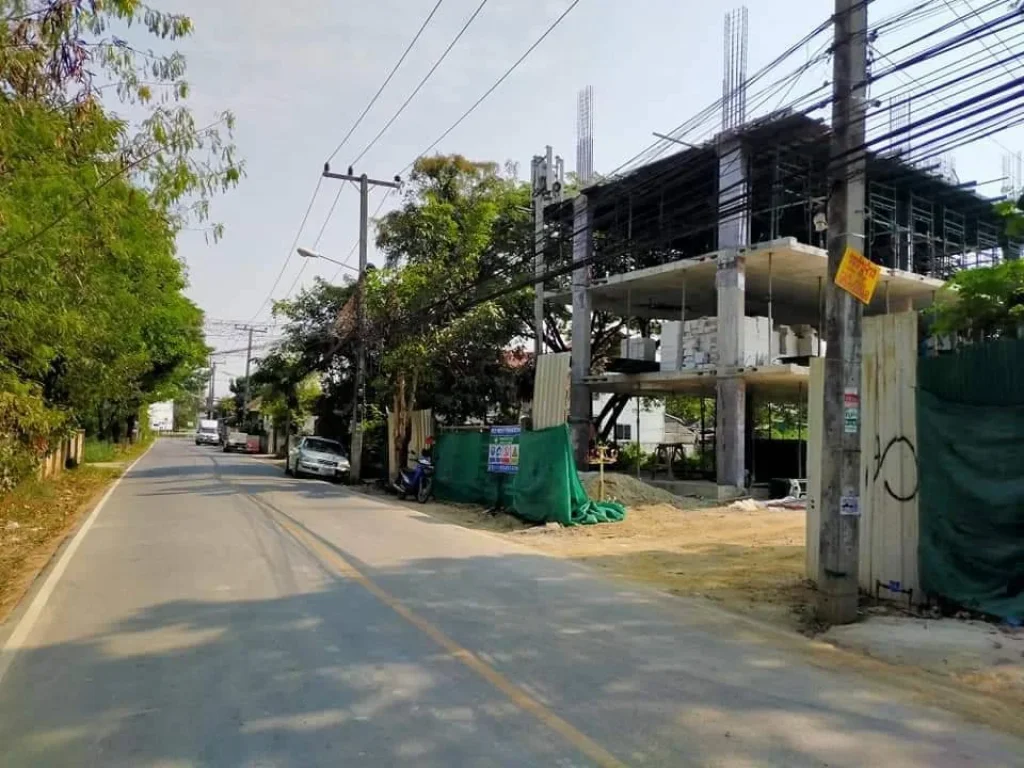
[222,431,250,453]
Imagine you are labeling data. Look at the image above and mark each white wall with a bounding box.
[594,394,665,452]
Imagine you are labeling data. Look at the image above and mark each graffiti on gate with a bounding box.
[871,434,919,502]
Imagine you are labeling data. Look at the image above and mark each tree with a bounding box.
[261,277,360,440]
[0,0,242,236]
[930,261,1024,341]
[367,156,534,471]
[996,194,1024,242]
[0,97,209,441]
[0,0,239,477]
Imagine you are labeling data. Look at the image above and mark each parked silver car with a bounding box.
[286,436,350,481]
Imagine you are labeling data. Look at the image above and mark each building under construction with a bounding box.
[538,109,1016,498]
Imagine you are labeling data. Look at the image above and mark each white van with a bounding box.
[195,419,220,446]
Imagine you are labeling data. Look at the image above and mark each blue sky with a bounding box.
[154,0,1022,394]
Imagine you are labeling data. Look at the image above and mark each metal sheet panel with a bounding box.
[806,314,919,598]
[533,352,571,430]
[859,311,920,600]
[806,357,825,580]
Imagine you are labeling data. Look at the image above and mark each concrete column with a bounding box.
[569,194,593,470]
[715,134,749,499]
[716,257,747,499]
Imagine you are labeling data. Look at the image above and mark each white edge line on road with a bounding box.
[0,440,156,687]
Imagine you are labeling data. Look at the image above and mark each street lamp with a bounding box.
[296,247,359,273]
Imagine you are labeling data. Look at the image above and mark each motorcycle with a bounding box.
[394,454,434,503]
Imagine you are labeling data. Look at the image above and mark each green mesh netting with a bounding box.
[433,430,513,508]
[434,424,625,526]
[917,340,1024,620]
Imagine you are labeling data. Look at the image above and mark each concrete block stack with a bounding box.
[660,321,682,371]
[679,317,719,370]
[659,316,832,372]
[791,324,827,357]
[776,325,799,357]
[620,336,657,362]
[741,316,775,366]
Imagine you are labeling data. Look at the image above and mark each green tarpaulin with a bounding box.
[434,424,625,526]
[917,340,1024,620]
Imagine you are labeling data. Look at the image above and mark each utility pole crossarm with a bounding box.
[322,170,401,190]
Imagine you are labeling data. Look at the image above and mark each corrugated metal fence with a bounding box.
[532,352,571,429]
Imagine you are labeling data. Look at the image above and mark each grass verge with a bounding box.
[0,438,151,623]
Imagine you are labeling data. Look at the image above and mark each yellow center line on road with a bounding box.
[270,512,629,768]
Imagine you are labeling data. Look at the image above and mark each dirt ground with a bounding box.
[0,466,117,622]
[389,486,813,630]
[511,503,812,627]
[0,441,149,624]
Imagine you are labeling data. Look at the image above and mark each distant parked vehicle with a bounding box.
[286,437,350,481]
[195,419,220,446]
[222,431,250,453]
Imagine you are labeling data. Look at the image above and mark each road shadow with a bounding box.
[6,441,1016,765]
[4,542,1020,766]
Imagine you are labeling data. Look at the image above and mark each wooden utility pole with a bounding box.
[817,0,868,625]
[322,167,401,482]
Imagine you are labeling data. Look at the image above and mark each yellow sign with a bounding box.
[835,246,881,304]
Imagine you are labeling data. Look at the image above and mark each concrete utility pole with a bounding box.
[817,0,868,625]
[569,193,593,469]
[322,167,401,482]
[235,325,268,419]
[207,360,217,417]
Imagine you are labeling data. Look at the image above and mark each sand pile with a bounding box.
[580,472,691,508]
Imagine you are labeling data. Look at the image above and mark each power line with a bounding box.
[247,176,323,322]
[942,0,1019,79]
[250,1,445,321]
[350,0,491,168]
[325,0,446,164]
[404,0,584,172]
[279,0,561,305]
[275,0,1021,360]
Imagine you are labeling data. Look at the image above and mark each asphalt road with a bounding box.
[1,439,1022,767]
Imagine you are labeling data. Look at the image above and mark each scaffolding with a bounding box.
[938,207,965,279]
[545,113,1008,285]
[867,181,899,268]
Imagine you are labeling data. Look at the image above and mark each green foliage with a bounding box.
[83,439,119,464]
[995,195,1024,241]
[665,395,715,426]
[0,0,242,236]
[0,374,69,490]
[0,1,235,481]
[369,156,533,425]
[754,402,807,439]
[929,261,1024,341]
[617,441,654,472]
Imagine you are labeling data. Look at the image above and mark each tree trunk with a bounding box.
[390,371,419,482]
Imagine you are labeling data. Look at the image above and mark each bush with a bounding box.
[0,379,70,492]
[617,441,654,472]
